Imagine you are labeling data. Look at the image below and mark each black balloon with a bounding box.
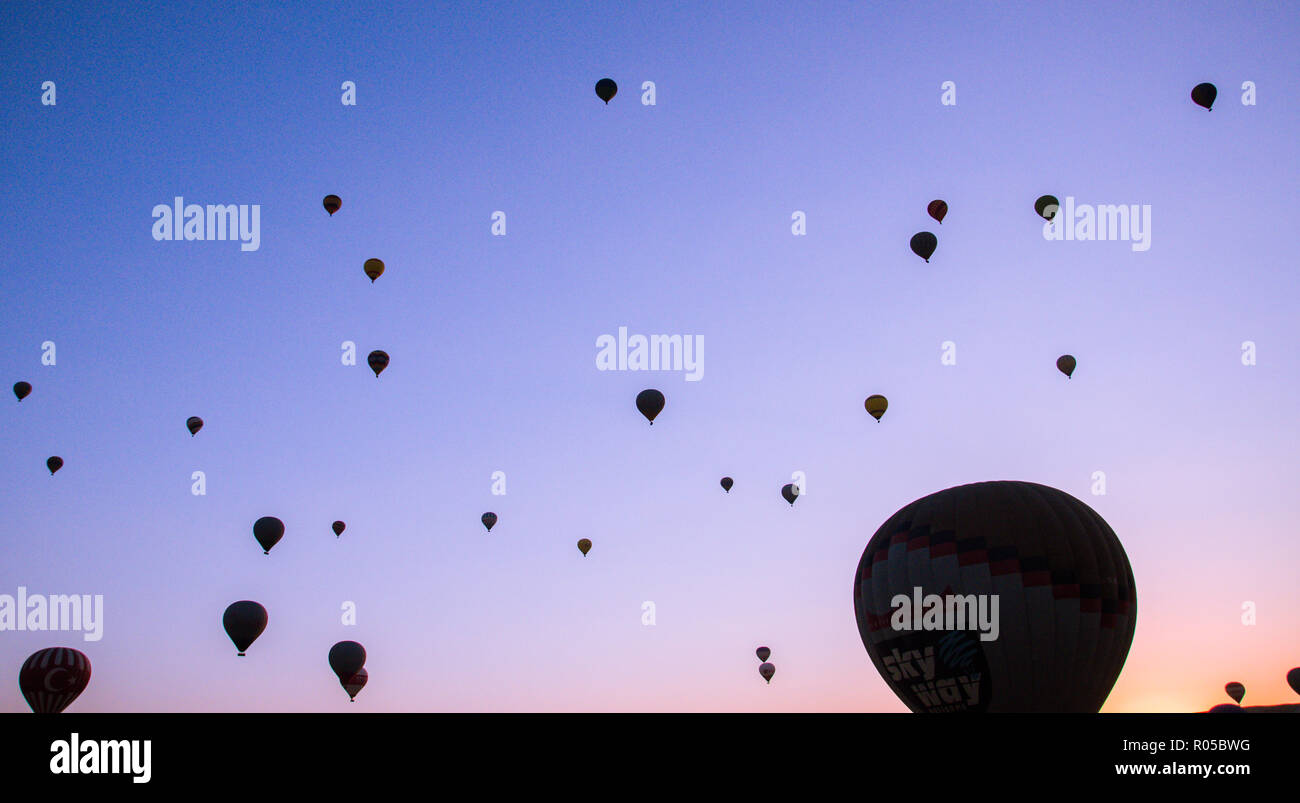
[720,477,734,493]
[253,516,285,554]
[223,601,268,655]
[332,520,346,537]
[329,641,367,681]
[781,483,799,506]
[1035,195,1060,221]
[636,389,665,424]
[46,456,63,475]
[368,350,389,378]
[1191,82,1217,111]
[595,78,617,103]
[910,232,937,262]
[482,512,497,532]
[13,381,31,401]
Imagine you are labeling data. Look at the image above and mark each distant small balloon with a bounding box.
[186,416,203,436]
[756,646,770,662]
[1287,667,1300,696]
[363,258,385,283]
[864,394,888,421]
[1057,355,1076,378]
[1035,195,1060,222]
[223,601,268,656]
[927,200,948,224]
[323,195,342,215]
[636,389,665,424]
[343,667,368,701]
[332,521,346,537]
[253,516,285,554]
[328,641,367,682]
[368,350,389,378]
[759,662,776,684]
[13,381,31,401]
[1191,82,1217,111]
[595,78,617,104]
[577,538,592,556]
[910,231,937,262]
[46,456,63,475]
[781,483,799,506]
[1224,682,1245,703]
[720,477,734,493]
[482,512,497,532]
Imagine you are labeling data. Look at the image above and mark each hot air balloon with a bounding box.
[577,538,592,556]
[756,646,771,662]
[363,258,384,283]
[1056,355,1076,378]
[46,456,62,475]
[864,395,888,421]
[186,416,203,436]
[13,381,31,401]
[1191,83,1217,111]
[323,195,342,215]
[927,200,948,224]
[1224,682,1245,703]
[720,477,734,493]
[853,481,1137,712]
[223,601,268,656]
[343,668,368,701]
[332,520,346,537]
[636,389,664,424]
[1208,703,1243,713]
[1287,667,1300,696]
[910,232,937,262]
[253,516,285,554]
[368,350,389,377]
[595,78,617,103]
[329,641,367,683]
[19,648,91,714]
[781,483,799,506]
[1035,195,1060,222]
[759,663,776,684]
[482,512,497,532]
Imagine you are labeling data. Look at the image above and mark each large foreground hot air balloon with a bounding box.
[19,648,91,713]
[853,480,1136,712]
[223,601,268,656]
[253,516,285,554]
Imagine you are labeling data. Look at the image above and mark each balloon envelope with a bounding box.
[328,641,366,680]
[865,395,888,421]
[253,516,284,554]
[781,483,799,506]
[756,646,771,662]
[223,601,268,655]
[323,195,342,215]
[363,258,384,282]
[759,663,776,683]
[13,381,31,401]
[927,200,948,224]
[19,648,91,713]
[853,480,1136,712]
[332,520,346,537]
[577,538,592,556]
[186,416,203,436]
[1224,682,1245,703]
[910,232,937,262]
[636,389,665,424]
[1057,355,1077,378]
[343,667,368,701]
[595,78,617,103]
[1287,667,1300,696]
[1191,82,1217,110]
[46,456,63,475]
[1035,195,1060,221]
[720,477,733,493]
[368,350,389,377]
[482,512,497,532]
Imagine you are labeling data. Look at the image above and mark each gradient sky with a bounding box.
[2,1,1297,712]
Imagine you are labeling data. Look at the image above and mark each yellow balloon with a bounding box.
[864,394,888,421]
[363,258,385,283]
[577,538,592,556]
